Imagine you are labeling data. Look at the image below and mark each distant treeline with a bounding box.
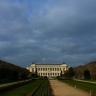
[0,60,30,80]
[58,61,96,80]
[74,61,96,79]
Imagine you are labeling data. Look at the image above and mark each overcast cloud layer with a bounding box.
[0,0,96,67]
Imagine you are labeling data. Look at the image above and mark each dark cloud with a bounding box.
[0,0,96,67]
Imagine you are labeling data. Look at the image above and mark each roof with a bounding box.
[31,63,67,66]
[36,64,62,65]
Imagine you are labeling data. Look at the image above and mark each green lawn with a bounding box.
[81,79,96,82]
[0,79,18,84]
[0,79,30,85]
[90,80,96,82]
[1,80,43,96]
[60,79,96,95]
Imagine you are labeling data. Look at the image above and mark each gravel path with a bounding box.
[49,80,90,96]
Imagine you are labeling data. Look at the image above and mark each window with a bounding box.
[38,68,40,71]
[32,68,34,72]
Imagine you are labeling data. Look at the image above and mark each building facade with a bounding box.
[27,63,68,77]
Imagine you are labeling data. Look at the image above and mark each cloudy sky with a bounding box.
[0,0,96,67]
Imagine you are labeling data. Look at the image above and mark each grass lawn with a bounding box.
[74,78,96,82]
[1,80,43,96]
[82,79,96,82]
[89,80,96,82]
[0,79,30,85]
[60,79,96,95]
[0,79,18,84]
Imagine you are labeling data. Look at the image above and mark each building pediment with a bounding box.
[61,64,67,66]
[31,64,36,66]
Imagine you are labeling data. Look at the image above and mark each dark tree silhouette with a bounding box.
[67,67,75,78]
[83,70,91,80]
[0,60,30,81]
[60,70,63,77]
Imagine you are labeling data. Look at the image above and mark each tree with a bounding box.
[67,67,75,78]
[83,70,91,80]
[0,60,30,80]
[31,68,38,78]
[60,70,62,77]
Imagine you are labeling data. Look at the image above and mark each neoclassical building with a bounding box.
[27,63,68,77]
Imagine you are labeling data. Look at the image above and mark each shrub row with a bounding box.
[31,79,49,96]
